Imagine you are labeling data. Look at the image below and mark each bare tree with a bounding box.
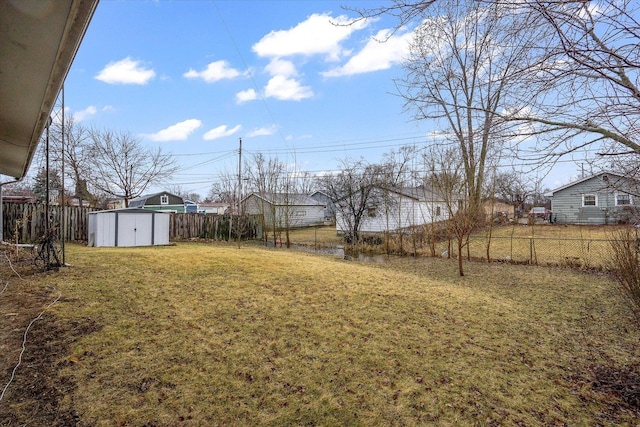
[208,170,238,204]
[423,146,468,275]
[398,1,543,253]
[292,170,318,195]
[321,159,383,245]
[245,153,286,245]
[166,185,201,203]
[88,128,178,207]
[499,0,640,160]
[486,170,548,219]
[34,116,96,204]
[380,145,418,253]
[346,1,437,35]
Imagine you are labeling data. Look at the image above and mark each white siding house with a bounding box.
[309,190,336,222]
[198,202,229,215]
[243,192,325,228]
[546,172,640,224]
[88,209,170,247]
[336,186,453,234]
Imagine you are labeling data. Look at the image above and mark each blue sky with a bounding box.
[62,0,580,198]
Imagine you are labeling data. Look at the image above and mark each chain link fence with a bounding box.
[463,235,617,269]
[370,225,626,270]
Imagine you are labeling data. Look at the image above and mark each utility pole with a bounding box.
[238,137,242,213]
[236,137,242,246]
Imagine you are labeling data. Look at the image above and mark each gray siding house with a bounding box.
[546,172,639,224]
[242,192,326,229]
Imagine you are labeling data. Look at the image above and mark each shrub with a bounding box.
[608,227,640,324]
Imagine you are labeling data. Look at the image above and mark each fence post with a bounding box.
[529,237,533,264]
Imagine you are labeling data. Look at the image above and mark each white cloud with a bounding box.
[72,105,97,122]
[247,124,278,137]
[184,60,245,83]
[265,58,297,78]
[264,76,313,101]
[252,13,369,61]
[144,119,202,142]
[95,57,156,85]
[322,29,413,77]
[203,124,242,141]
[235,88,258,104]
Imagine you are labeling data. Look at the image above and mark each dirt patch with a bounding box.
[591,363,640,410]
[568,363,640,423]
[0,265,101,427]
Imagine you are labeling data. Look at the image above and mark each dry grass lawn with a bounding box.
[286,224,633,268]
[1,242,639,425]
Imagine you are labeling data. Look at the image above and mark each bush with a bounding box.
[608,227,640,324]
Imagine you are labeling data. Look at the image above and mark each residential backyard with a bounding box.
[1,241,639,425]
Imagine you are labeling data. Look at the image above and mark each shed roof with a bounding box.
[89,208,172,215]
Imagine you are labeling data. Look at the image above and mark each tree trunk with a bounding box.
[457,237,465,276]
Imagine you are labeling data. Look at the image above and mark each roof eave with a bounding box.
[0,0,99,179]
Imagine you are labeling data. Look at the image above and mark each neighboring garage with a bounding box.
[88,209,170,247]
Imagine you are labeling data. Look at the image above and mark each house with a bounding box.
[128,192,186,212]
[242,192,325,228]
[309,190,336,222]
[545,172,640,224]
[88,208,170,247]
[198,202,230,215]
[107,199,127,210]
[336,186,455,234]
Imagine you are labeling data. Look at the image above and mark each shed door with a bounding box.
[97,212,116,247]
[117,213,153,246]
[133,213,152,245]
[153,213,170,245]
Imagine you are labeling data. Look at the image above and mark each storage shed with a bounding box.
[88,209,170,247]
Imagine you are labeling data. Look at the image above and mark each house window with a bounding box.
[435,206,441,216]
[582,194,597,207]
[160,195,169,205]
[616,193,633,206]
[368,207,377,217]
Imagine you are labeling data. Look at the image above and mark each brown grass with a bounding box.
[288,224,631,268]
[285,226,343,248]
[1,242,639,425]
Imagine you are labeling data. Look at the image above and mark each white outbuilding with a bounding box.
[88,209,171,247]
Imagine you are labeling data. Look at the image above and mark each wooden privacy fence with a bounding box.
[2,203,96,243]
[169,213,258,241]
[2,204,260,244]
